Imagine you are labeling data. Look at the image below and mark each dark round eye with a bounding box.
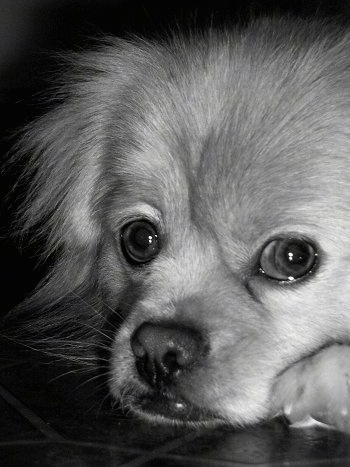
[121,220,160,264]
[259,238,317,281]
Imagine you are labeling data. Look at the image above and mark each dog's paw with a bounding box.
[271,345,350,433]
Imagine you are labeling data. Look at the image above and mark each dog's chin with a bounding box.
[129,391,225,426]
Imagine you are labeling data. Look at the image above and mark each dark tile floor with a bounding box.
[0,341,350,466]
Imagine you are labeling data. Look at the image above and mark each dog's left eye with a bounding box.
[121,220,160,264]
[259,238,317,282]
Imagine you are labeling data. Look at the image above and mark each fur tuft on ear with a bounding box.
[12,63,106,254]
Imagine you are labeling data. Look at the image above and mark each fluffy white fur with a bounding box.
[6,16,350,432]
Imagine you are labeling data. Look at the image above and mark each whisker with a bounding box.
[99,300,124,322]
[74,371,109,390]
[47,366,98,384]
[96,391,114,416]
[71,291,124,326]
[79,322,114,343]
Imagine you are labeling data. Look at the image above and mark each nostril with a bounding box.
[135,354,157,387]
[162,350,181,375]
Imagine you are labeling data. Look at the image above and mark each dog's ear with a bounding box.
[13,65,107,254]
[6,41,141,310]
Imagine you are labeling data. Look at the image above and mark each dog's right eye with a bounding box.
[120,220,160,265]
[259,238,317,282]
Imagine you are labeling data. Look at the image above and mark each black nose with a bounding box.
[131,322,207,389]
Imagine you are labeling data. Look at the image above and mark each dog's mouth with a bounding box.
[131,390,222,424]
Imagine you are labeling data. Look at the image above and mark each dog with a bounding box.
[5,15,350,432]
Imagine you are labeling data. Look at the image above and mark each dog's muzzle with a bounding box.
[130,321,210,421]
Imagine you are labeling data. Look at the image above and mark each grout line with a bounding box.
[0,383,65,441]
[118,429,205,467]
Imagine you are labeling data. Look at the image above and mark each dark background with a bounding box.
[1,0,350,315]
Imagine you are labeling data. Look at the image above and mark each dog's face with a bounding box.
[13,18,350,426]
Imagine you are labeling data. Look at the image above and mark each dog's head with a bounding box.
[12,17,350,426]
